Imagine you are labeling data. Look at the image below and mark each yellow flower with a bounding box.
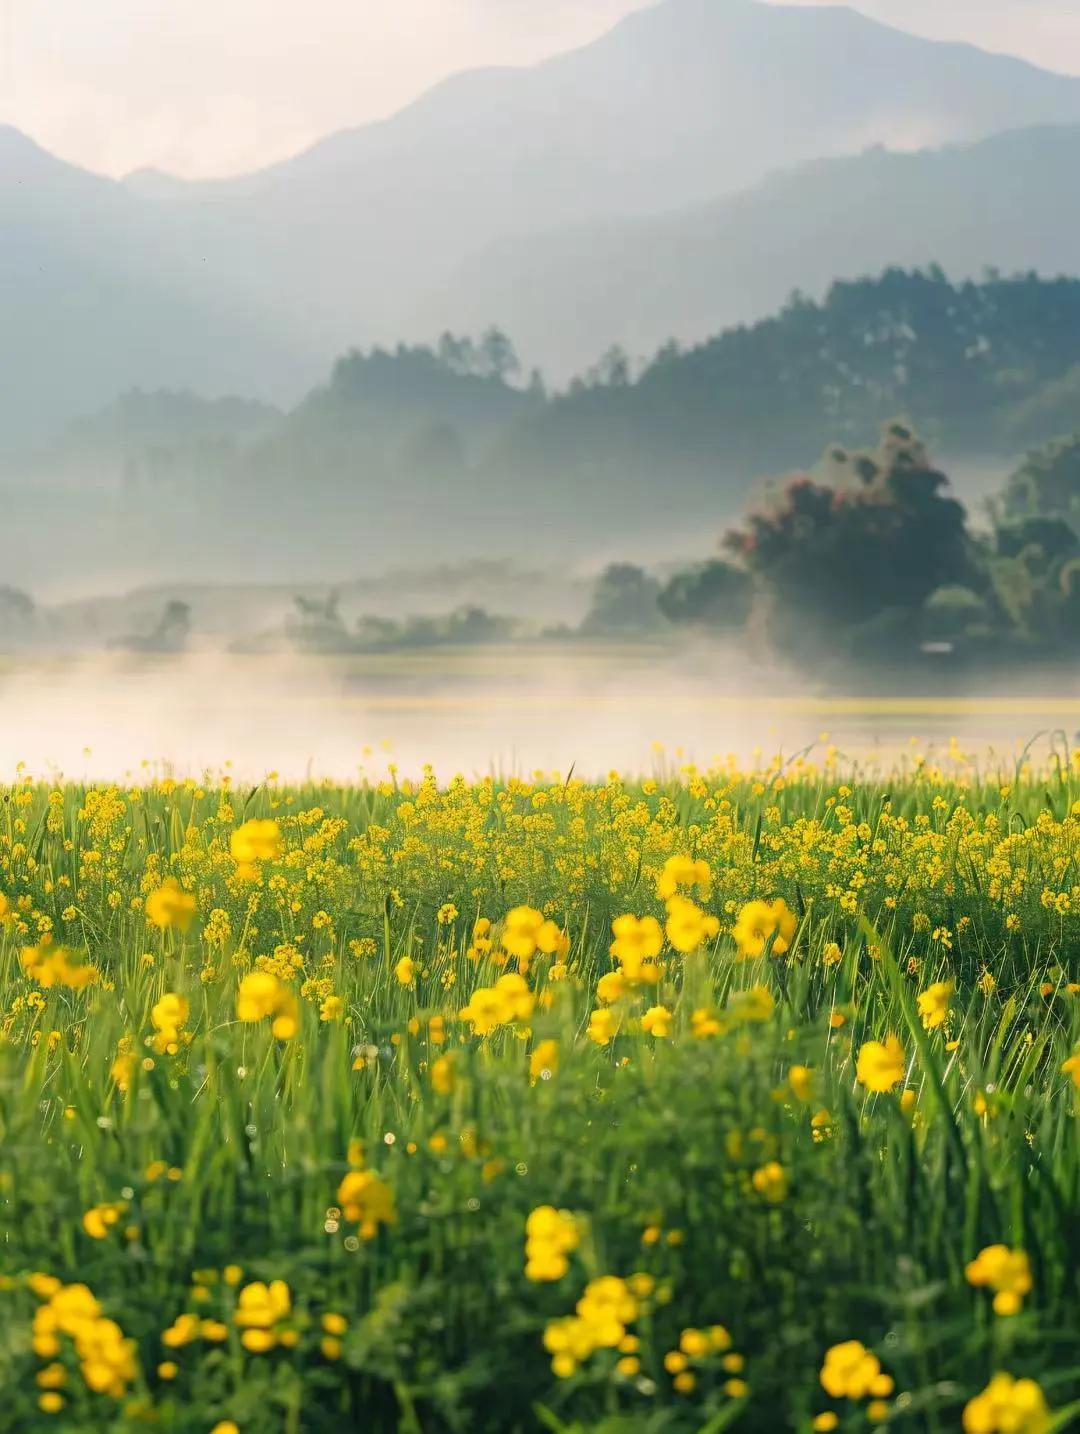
[962,1373,1049,1434]
[524,1205,579,1281]
[337,1170,396,1239]
[1061,1046,1080,1088]
[916,980,954,1030]
[641,1005,673,1038]
[234,1280,291,1334]
[691,1007,721,1039]
[150,992,189,1054]
[82,1203,123,1240]
[597,970,627,1004]
[394,956,415,987]
[22,945,99,991]
[656,855,711,900]
[529,1039,559,1080]
[235,971,299,1040]
[610,915,664,983]
[587,1008,616,1046]
[856,1036,906,1093]
[230,818,283,866]
[751,1161,789,1203]
[145,880,196,931]
[162,1313,201,1348]
[732,898,798,958]
[820,1340,884,1399]
[431,1054,455,1094]
[499,906,567,966]
[459,973,534,1035]
[664,895,720,954]
[965,1246,1032,1316]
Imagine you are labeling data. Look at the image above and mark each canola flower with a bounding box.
[963,1373,1050,1433]
[965,1245,1033,1316]
[524,1206,580,1282]
[230,818,284,867]
[856,1035,907,1093]
[0,762,1077,1430]
[21,943,99,991]
[233,1280,292,1353]
[917,979,955,1030]
[235,970,299,1039]
[144,879,197,931]
[731,897,797,958]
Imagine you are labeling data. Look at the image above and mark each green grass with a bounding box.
[0,759,1078,1432]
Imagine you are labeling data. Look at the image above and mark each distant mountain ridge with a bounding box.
[423,123,1080,375]
[7,0,1080,439]
[16,267,1080,569]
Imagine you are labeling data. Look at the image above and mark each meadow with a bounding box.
[1,749,1080,1433]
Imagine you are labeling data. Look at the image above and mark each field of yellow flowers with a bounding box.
[2,754,1080,1433]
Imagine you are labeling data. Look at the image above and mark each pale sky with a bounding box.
[2,0,1080,180]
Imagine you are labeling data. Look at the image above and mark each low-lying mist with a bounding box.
[0,647,1076,785]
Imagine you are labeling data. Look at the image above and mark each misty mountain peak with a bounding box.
[7,0,1080,446]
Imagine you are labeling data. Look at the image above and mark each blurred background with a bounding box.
[5,0,1080,775]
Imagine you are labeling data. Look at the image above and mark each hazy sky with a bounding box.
[3,0,1080,179]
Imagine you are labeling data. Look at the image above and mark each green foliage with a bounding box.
[922,586,990,643]
[1003,436,1080,526]
[721,424,972,662]
[656,561,750,630]
[580,566,666,638]
[1,767,1080,1431]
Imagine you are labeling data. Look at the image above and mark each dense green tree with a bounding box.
[722,424,972,661]
[657,560,750,630]
[580,565,665,637]
[1002,436,1080,526]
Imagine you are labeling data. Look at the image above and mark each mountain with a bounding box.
[130,0,1080,358]
[422,123,1080,377]
[9,0,1080,440]
[13,267,1080,603]
[0,127,316,448]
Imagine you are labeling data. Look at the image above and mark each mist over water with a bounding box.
[1,647,1077,784]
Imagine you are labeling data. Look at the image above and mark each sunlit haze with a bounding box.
[3,0,1080,177]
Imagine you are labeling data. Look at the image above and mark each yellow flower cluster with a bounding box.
[82,1202,125,1240]
[856,1035,907,1093]
[458,972,535,1036]
[524,1206,580,1282]
[963,1373,1049,1433]
[150,991,190,1054]
[145,879,197,931]
[917,980,954,1030]
[543,1275,647,1377]
[731,898,797,958]
[336,1169,397,1240]
[234,1280,294,1352]
[965,1246,1032,1317]
[499,905,569,969]
[819,1339,895,1423]
[30,1276,137,1404]
[664,1324,743,1397]
[236,971,299,1039]
[230,818,284,866]
[21,944,98,991]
